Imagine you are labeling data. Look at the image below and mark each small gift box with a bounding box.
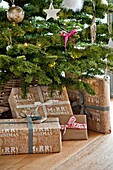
[0,117,62,155]
[55,115,88,140]
[67,76,111,134]
[8,86,73,118]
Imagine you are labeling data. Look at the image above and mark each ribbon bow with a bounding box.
[71,91,92,117]
[61,116,87,136]
[71,90,110,117]
[61,29,77,49]
[19,111,42,121]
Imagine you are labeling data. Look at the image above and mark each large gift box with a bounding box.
[0,117,62,155]
[8,86,73,118]
[57,115,88,140]
[67,76,111,134]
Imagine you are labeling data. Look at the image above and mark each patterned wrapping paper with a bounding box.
[0,118,62,155]
[8,86,73,118]
[67,76,111,134]
[48,115,88,140]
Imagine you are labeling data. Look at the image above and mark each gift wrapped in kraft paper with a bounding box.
[0,117,62,155]
[8,86,73,118]
[67,76,111,134]
[58,115,88,140]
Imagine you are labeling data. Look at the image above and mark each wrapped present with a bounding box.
[0,117,62,155]
[8,86,73,118]
[67,76,111,134]
[58,115,88,140]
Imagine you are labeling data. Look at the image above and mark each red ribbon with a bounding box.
[60,116,87,136]
[61,29,77,49]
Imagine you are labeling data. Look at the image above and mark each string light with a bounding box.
[24,42,28,46]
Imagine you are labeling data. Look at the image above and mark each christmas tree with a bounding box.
[0,0,113,98]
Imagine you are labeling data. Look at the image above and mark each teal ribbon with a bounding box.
[26,117,33,154]
[71,90,110,117]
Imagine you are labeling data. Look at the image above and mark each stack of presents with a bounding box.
[0,76,111,155]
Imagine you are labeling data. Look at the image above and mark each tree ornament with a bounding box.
[107,12,113,48]
[6,45,12,51]
[61,29,77,50]
[108,37,113,48]
[90,2,96,43]
[90,16,96,43]
[43,1,60,20]
[101,0,108,5]
[7,0,25,23]
[61,0,84,12]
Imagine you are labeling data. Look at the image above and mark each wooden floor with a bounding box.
[0,99,113,170]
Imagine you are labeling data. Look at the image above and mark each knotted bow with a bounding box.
[71,90,110,117]
[61,116,87,136]
[61,29,77,49]
[72,91,92,117]
[19,111,42,121]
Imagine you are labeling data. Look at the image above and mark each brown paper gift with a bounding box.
[67,76,111,134]
[0,117,62,155]
[50,115,88,140]
[8,86,73,118]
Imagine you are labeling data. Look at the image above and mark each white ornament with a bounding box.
[101,0,108,5]
[62,0,84,12]
[43,2,60,20]
[6,45,12,51]
[107,37,113,48]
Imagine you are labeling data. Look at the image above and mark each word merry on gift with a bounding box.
[13,89,64,103]
[9,86,73,118]
[0,127,53,137]
[0,145,54,155]
[14,93,35,103]
[0,118,62,155]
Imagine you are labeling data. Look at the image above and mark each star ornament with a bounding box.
[43,2,60,20]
